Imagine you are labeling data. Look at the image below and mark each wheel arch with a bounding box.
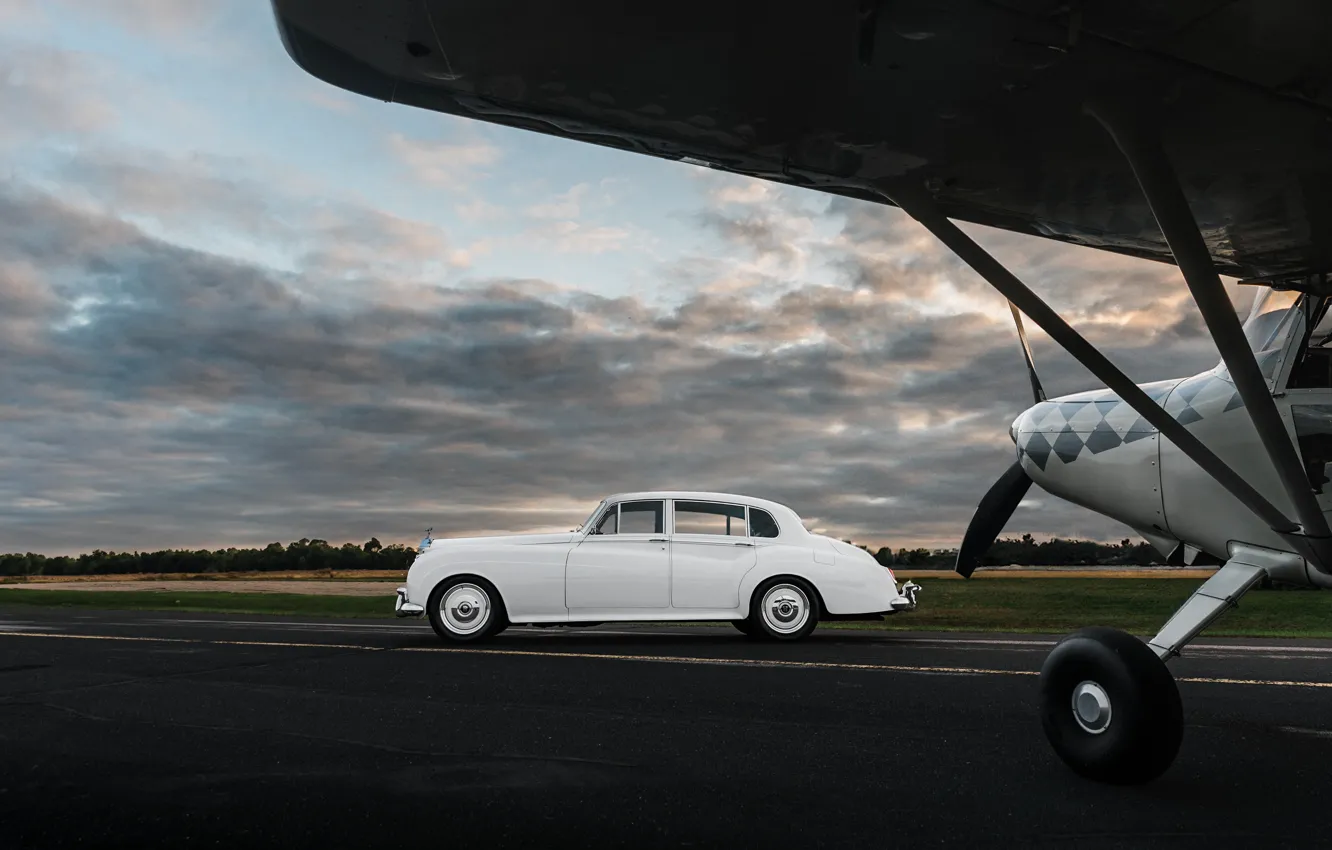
[423,568,509,614]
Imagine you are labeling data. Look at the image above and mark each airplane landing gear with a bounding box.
[1039,627,1182,785]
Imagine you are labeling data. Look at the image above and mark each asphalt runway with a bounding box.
[2,607,1331,848]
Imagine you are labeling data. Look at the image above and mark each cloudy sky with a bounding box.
[0,1,1249,555]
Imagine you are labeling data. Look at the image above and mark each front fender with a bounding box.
[405,544,569,621]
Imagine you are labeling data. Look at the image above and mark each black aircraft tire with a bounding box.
[1039,626,1183,785]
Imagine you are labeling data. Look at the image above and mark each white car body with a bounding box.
[396,491,919,631]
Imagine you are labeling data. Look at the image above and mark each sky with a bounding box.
[0,0,1250,555]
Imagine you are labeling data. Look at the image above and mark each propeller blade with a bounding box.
[955,460,1032,578]
[1008,301,1046,404]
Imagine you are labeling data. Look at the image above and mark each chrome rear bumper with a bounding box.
[395,586,424,618]
[889,581,921,612]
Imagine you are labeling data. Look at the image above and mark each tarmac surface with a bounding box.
[2,606,1331,848]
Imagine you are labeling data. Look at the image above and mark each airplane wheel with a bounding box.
[1039,626,1182,785]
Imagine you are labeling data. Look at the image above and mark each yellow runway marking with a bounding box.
[400,645,1039,677]
[4,631,1332,689]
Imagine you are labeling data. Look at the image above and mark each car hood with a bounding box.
[425,532,577,550]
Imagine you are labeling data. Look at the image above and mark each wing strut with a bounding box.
[878,181,1308,552]
[1008,301,1045,403]
[1084,98,1332,570]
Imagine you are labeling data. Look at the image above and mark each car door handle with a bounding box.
[733,541,754,547]
[649,537,668,543]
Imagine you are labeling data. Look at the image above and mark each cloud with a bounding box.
[388,132,502,189]
[529,221,631,255]
[0,44,120,150]
[31,0,235,43]
[526,184,589,220]
[47,146,470,297]
[0,181,1233,555]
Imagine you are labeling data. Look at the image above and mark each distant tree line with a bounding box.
[0,538,417,577]
[0,533,1165,577]
[853,534,1166,569]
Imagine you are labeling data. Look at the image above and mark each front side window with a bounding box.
[591,501,665,535]
[619,501,664,534]
[593,505,618,535]
[674,501,746,536]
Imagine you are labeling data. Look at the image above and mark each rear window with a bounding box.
[748,508,779,538]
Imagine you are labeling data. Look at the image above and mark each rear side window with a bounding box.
[749,508,779,538]
[674,501,746,536]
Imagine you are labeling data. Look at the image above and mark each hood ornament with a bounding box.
[418,527,434,554]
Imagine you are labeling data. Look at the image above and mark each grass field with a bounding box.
[2,578,1330,638]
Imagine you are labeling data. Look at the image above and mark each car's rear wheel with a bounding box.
[428,576,507,643]
[748,577,820,641]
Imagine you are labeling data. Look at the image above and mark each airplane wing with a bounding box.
[270,0,1332,282]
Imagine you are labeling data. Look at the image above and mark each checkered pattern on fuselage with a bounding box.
[1016,374,1244,471]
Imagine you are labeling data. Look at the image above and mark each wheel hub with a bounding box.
[441,584,490,634]
[1071,680,1112,734]
[761,585,809,634]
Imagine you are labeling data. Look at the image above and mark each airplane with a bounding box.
[266,0,1332,785]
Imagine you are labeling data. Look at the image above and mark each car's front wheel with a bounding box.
[427,576,507,643]
[748,577,820,641]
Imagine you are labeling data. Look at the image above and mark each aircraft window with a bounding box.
[1292,406,1332,493]
[674,501,746,536]
[1309,302,1332,348]
[619,500,665,534]
[748,508,780,538]
[1286,297,1332,388]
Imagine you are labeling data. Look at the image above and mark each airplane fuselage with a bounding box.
[1014,368,1309,564]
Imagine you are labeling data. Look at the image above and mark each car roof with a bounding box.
[602,491,801,520]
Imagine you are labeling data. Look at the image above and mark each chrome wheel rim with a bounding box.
[1071,680,1112,734]
[441,583,491,635]
[761,584,809,634]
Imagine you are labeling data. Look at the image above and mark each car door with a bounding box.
[668,500,757,608]
[565,500,671,610]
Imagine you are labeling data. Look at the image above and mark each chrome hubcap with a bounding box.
[1071,680,1112,734]
[761,584,809,634]
[441,583,490,635]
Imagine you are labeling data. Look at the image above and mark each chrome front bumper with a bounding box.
[395,586,424,618]
[889,581,921,612]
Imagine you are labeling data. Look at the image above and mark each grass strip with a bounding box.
[1,579,1328,638]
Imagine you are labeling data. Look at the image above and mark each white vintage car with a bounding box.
[395,491,920,642]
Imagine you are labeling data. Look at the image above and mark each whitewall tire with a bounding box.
[427,576,507,643]
[748,577,820,641]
